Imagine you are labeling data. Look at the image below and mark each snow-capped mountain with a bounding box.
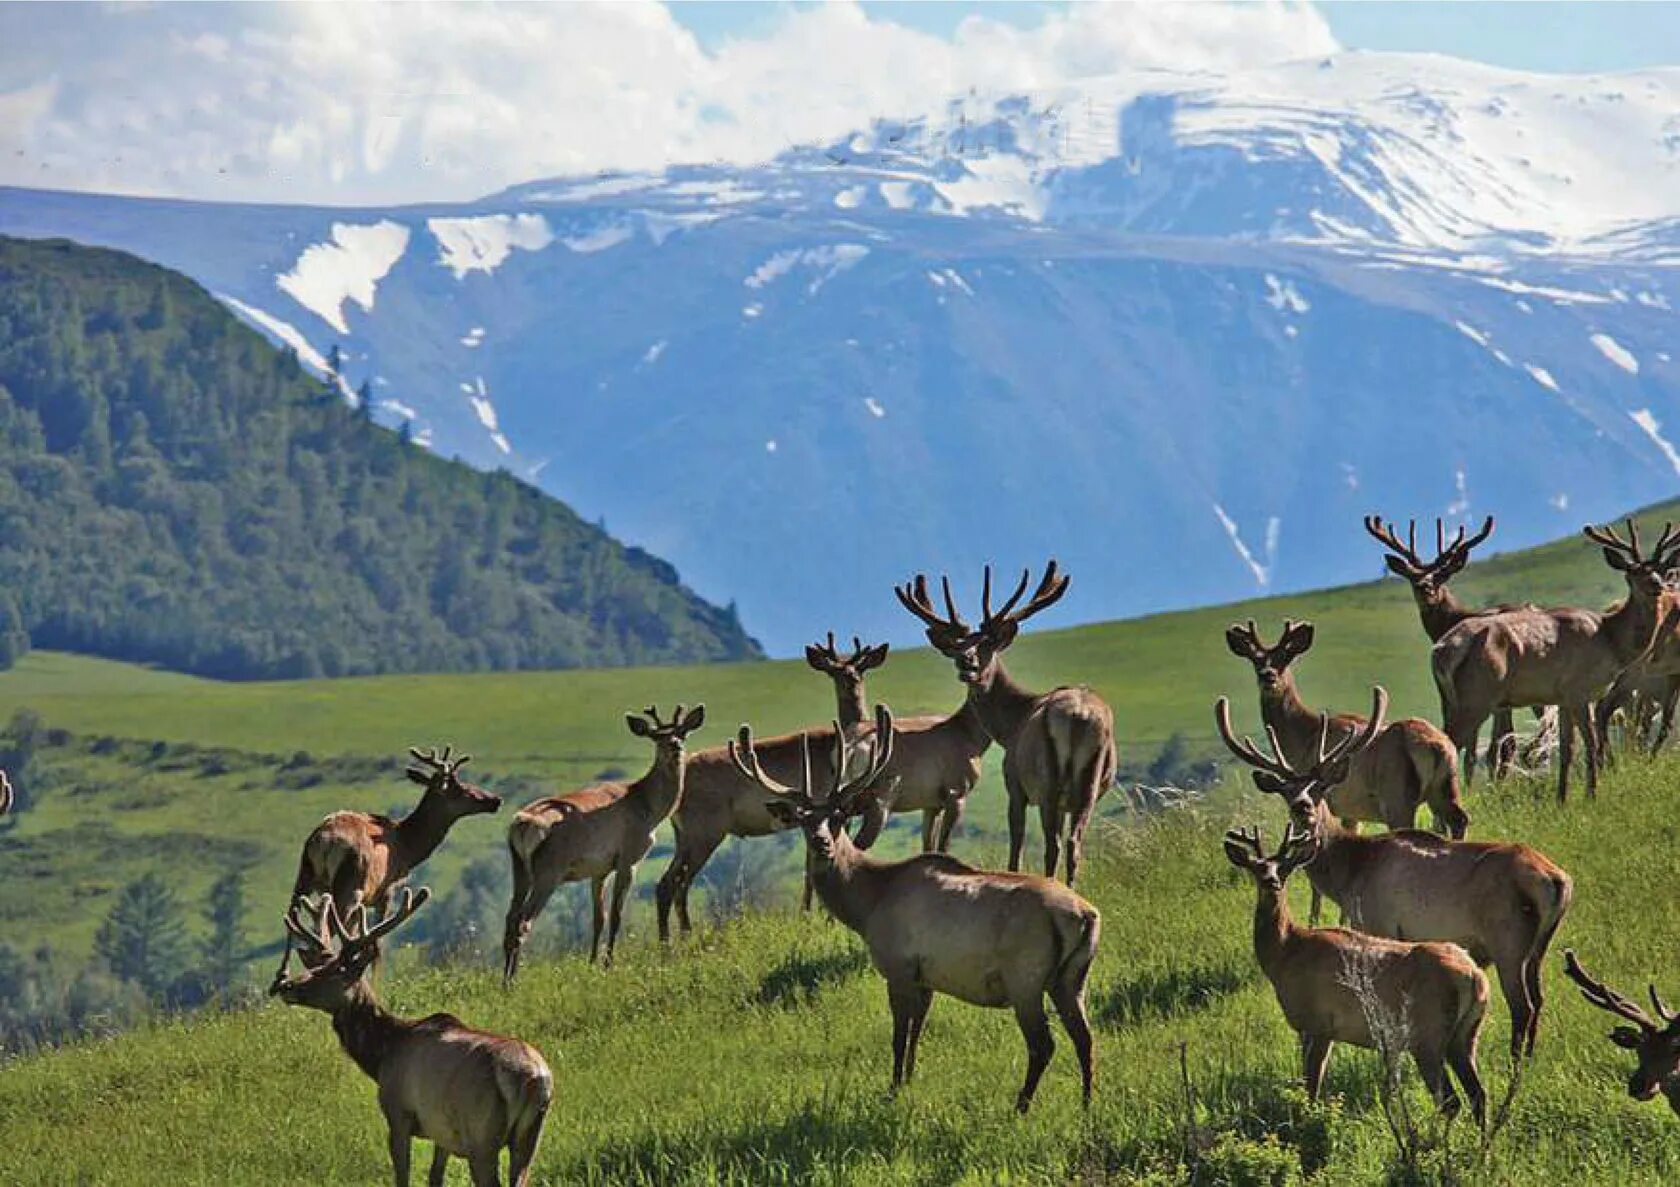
[5,50,1680,653]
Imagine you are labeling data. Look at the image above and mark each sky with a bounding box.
[2,1,1677,207]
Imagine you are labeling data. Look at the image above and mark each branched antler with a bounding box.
[1563,949,1668,1030]
[408,744,469,781]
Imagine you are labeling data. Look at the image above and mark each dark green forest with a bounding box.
[0,237,760,679]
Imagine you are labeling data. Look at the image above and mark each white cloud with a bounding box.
[0,1,1338,205]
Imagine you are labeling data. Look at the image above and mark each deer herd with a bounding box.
[26,518,1658,1182]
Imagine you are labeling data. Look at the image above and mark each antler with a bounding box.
[1214,697,1297,778]
[1215,688,1387,782]
[1363,515,1427,572]
[894,573,970,638]
[408,744,469,779]
[1366,515,1494,578]
[1274,819,1320,874]
[1563,949,1665,1030]
[729,724,804,802]
[340,886,431,954]
[829,703,895,803]
[1316,687,1388,770]
[981,560,1069,632]
[1223,824,1267,863]
[1584,518,1680,564]
[730,705,896,810]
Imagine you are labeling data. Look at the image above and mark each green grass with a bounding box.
[2,500,1680,1181]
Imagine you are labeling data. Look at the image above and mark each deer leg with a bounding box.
[1051,981,1096,1107]
[1012,998,1056,1114]
[903,986,935,1082]
[888,981,916,1091]
[604,865,635,967]
[386,1112,415,1187]
[1005,776,1028,873]
[1654,678,1680,753]
[1038,799,1063,881]
[427,1146,449,1187]
[1414,1047,1459,1117]
[507,1103,548,1187]
[1301,1034,1333,1101]
[935,794,965,852]
[1580,701,1602,798]
[659,831,721,940]
[1489,708,1516,780]
[921,808,938,853]
[466,1153,501,1187]
[1555,707,1576,803]
[1447,1034,1488,1128]
[502,849,533,986]
[1495,961,1533,1061]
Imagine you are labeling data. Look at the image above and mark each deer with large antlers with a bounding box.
[278,744,502,979]
[1432,519,1680,800]
[732,705,1100,1113]
[1224,821,1489,1123]
[502,704,704,978]
[1217,689,1573,1058]
[1225,619,1467,839]
[895,561,1115,886]
[271,888,553,1186]
[1365,515,1525,773]
[805,632,991,854]
[1562,949,1680,1116]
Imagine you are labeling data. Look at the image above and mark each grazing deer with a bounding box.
[805,632,991,854]
[1364,515,1523,773]
[732,705,1100,1113]
[270,888,553,1187]
[1224,618,1467,838]
[502,705,704,978]
[1563,949,1680,1116]
[895,561,1115,886]
[1225,821,1488,1124]
[1217,688,1573,1058]
[1433,519,1680,800]
[278,745,502,979]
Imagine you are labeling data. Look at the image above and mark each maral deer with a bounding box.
[279,745,501,979]
[1225,821,1488,1123]
[270,888,553,1186]
[732,705,1100,1113]
[895,561,1115,886]
[503,705,705,977]
[1594,597,1680,756]
[805,632,990,853]
[1364,514,1525,773]
[1217,688,1573,1058]
[1433,519,1680,800]
[1563,949,1680,1117]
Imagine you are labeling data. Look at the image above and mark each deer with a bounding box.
[277,745,502,980]
[1216,687,1574,1059]
[502,704,704,978]
[1364,514,1525,774]
[805,632,991,854]
[1224,820,1489,1124]
[1562,949,1680,1117]
[895,560,1116,887]
[731,705,1100,1113]
[1224,618,1467,839]
[1594,596,1680,756]
[270,887,553,1187]
[1433,520,1680,800]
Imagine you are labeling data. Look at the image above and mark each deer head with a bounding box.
[1223,821,1319,897]
[1584,519,1680,599]
[625,704,706,755]
[895,561,1069,686]
[269,886,431,1010]
[805,633,889,697]
[406,744,501,817]
[1224,619,1316,694]
[1564,949,1680,1108]
[730,705,896,859]
[1364,515,1494,598]
[1214,687,1388,819]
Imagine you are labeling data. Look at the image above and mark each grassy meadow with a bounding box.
[2,504,1680,1182]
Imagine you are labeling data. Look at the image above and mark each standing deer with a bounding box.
[1217,688,1573,1058]
[502,705,704,978]
[1594,598,1680,756]
[895,561,1115,886]
[1224,821,1489,1124]
[805,632,991,854]
[732,705,1100,1113]
[270,888,553,1187]
[1224,618,1467,838]
[1364,515,1522,773]
[1433,519,1680,800]
[1562,949,1680,1117]
[278,745,502,979]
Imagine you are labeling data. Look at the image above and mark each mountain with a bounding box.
[4,50,1679,652]
[0,237,759,679]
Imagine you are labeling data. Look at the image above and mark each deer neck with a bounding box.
[390,792,460,875]
[1251,887,1294,974]
[1258,676,1318,763]
[330,988,410,1083]
[630,748,687,822]
[831,680,869,737]
[806,830,884,935]
[948,699,993,752]
[1415,585,1470,642]
[964,661,1041,748]
[1294,805,1363,905]
[1603,582,1661,663]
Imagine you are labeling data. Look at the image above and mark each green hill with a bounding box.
[0,236,759,679]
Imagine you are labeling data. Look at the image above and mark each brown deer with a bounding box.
[1562,949,1680,1116]
[1364,514,1523,773]
[502,704,704,978]
[895,561,1115,886]
[1217,688,1573,1058]
[1433,519,1680,800]
[732,705,1100,1113]
[1594,597,1680,756]
[270,887,553,1186]
[1224,821,1489,1124]
[278,745,502,979]
[1224,618,1467,838]
[805,632,991,853]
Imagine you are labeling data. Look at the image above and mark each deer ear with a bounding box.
[1611,1026,1644,1049]
[804,645,828,671]
[764,799,801,827]
[680,705,706,733]
[1383,555,1414,580]
[989,619,1020,648]
[863,643,890,670]
[1252,771,1289,796]
[626,715,653,738]
[1224,627,1252,658]
[405,768,432,787]
[1604,547,1633,572]
[1222,840,1253,869]
[1285,622,1315,653]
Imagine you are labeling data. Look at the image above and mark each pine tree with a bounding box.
[356,379,375,420]
[398,418,415,446]
[94,873,189,1000]
[201,870,246,996]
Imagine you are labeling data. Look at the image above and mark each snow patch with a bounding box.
[1264,274,1310,314]
[1212,503,1277,589]
[863,397,886,419]
[460,326,486,348]
[1550,492,1570,510]
[744,245,869,294]
[1631,409,1680,477]
[1590,332,1639,374]
[765,439,778,453]
[834,186,866,210]
[428,214,553,279]
[562,223,633,253]
[642,340,667,366]
[742,303,763,319]
[276,220,410,334]
[1446,468,1470,516]
[1454,321,1488,347]
[381,399,417,420]
[219,295,355,402]
[1525,364,1560,392]
[879,181,915,210]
